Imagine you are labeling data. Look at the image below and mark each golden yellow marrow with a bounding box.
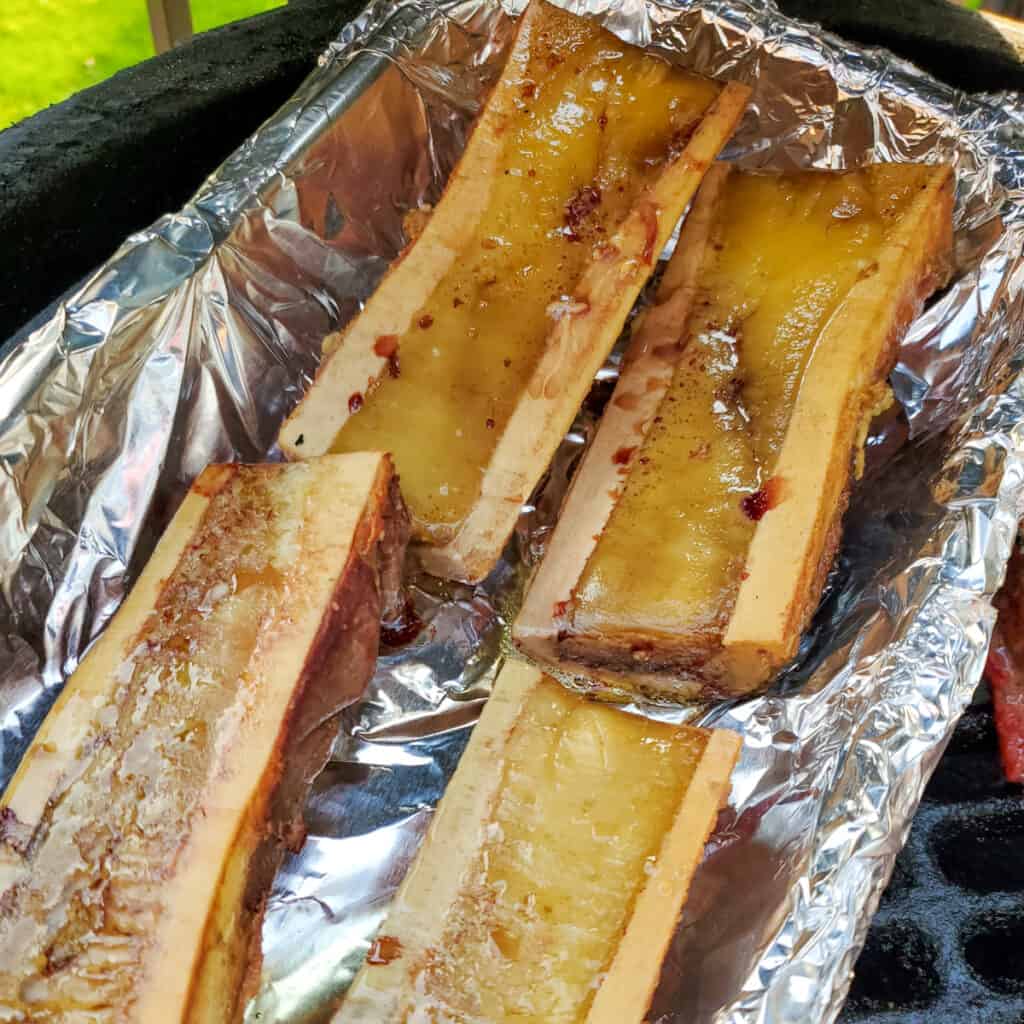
[515,163,954,699]
[279,0,750,583]
[334,660,739,1024]
[0,453,408,1023]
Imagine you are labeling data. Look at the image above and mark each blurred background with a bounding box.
[0,0,284,128]
[1,0,1022,130]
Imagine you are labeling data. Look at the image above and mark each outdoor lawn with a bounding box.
[0,0,285,129]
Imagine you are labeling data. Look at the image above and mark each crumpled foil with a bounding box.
[2,0,1024,1020]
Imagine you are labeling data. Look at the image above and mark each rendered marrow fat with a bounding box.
[336,662,741,1024]
[0,454,407,1023]
[279,1,751,585]
[412,681,706,1020]
[567,167,937,660]
[327,6,718,537]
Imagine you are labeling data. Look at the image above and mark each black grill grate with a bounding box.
[840,688,1024,1024]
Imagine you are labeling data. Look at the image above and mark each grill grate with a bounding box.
[840,688,1024,1023]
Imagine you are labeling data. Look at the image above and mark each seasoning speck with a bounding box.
[367,936,404,966]
[741,478,783,521]
[374,334,398,358]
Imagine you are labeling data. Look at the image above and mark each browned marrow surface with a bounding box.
[0,453,408,1023]
[279,0,750,584]
[334,660,740,1024]
[515,163,954,700]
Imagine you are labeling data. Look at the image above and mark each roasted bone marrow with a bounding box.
[0,453,409,1023]
[279,0,750,584]
[334,660,740,1024]
[515,163,954,699]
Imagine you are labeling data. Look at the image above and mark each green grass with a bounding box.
[0,0,285,129]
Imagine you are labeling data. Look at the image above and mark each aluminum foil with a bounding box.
[2,0,1024,1021]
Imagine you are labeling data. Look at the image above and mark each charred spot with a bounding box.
[564,185,603,242]
[418,314,434,329]
[486,417,496,430]
[503,358,512,368]
[453,297,463,308]
[349,392,364,414]
[598,112,608,130]
[612,446,637,466]
[294,434,304,447]
[528,168,536,178]
[387,353,401,379]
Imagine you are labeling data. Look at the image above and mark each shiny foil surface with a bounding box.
[2,1,1024,1021]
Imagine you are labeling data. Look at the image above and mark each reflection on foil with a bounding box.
[2,1,1024,1022]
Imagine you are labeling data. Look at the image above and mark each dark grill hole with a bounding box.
[844,920,942,1015]
[933,806,1024,893]
[964,911,1024,995]
[923,749,1012,804]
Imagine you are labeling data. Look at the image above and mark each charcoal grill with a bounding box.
[2,0,1023,1019]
